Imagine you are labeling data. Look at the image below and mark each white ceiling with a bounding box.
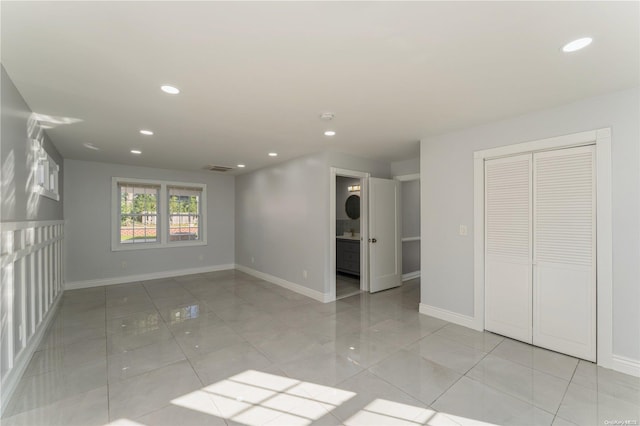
[2,1,638,175]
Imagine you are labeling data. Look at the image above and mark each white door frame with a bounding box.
[329,167,370,302]
[473,128,613,368]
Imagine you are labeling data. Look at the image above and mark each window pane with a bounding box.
[119,183,159,244]
[168,186,202,242]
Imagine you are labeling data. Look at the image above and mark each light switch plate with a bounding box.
[459,225,468,236]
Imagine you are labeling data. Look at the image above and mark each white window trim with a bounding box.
[32,139,60,201]
[111,177,207,251]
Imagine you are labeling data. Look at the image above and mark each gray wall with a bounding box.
[402,180,420,274]
[391,157,419,177]
[420,87,640,361]
[1,67,63,222]
[64,159,235,283]
[236,151,390,294]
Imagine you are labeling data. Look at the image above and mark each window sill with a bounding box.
[111,240,207,251]
[35,187,60,201]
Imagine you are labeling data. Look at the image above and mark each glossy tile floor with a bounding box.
[3,270,639,426]
[336,273,361,300]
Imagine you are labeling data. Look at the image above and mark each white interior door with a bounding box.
[485,154,533,343]
[533,146,596,361]
[369,178,401,293]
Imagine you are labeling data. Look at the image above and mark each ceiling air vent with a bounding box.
[204,165,233,172]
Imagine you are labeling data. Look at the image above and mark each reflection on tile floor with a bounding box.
[2,271,639,425]
[336,273,361,300]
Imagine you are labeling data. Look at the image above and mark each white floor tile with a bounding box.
[556,382,640,426]
[491,339,578,381]
[467,354,570,413]
[432,377,555,426]
[108,360,203,420]
[368,350,461,405]
[4,274,638,426]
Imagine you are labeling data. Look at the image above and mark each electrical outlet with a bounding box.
[459,225,468,236]
[198,254,204,261]
[251,257,255,264]
[121,261,127,270]
[303,270,308,280]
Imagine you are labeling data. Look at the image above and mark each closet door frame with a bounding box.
[473,128,612,368]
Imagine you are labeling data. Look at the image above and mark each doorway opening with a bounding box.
[335,175,364,299]
[329,168,370,302]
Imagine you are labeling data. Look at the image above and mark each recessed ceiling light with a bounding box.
[562,37,593,53]
[268,152,278,157]
[237,164,246,168]
[83,143,100,151]
[160,85,180,94]
[324,130,336,137]
[139,129,154,136]
[131,150,142,155]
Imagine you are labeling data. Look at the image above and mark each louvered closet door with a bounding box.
[533,145,596,361]
[485,154,533,343]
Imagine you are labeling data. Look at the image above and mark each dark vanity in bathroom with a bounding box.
[336,237,360,276]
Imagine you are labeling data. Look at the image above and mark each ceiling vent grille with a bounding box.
[204,165,233,172]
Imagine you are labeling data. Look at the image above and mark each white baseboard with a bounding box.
[402,271,421,282]
[235,264,329,303]
[1,292,63,415]
[419,303,482,331]
[612,354,640,378]
[65,264,236,290]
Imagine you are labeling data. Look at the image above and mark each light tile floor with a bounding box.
[2,270,639,426]
[336,273,361,300]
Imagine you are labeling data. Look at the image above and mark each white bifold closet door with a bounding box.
[485,145,596,361]
[485,154,533,343]
[533,145,596,361]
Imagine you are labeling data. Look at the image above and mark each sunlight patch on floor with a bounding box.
[107,369,501,426]
[171,370,355,425]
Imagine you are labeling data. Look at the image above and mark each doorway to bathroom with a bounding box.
[329,167,402,301]
[329,168,369,301]
[336,175,363,299]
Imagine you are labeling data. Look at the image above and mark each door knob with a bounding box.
[369,238,377,243]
